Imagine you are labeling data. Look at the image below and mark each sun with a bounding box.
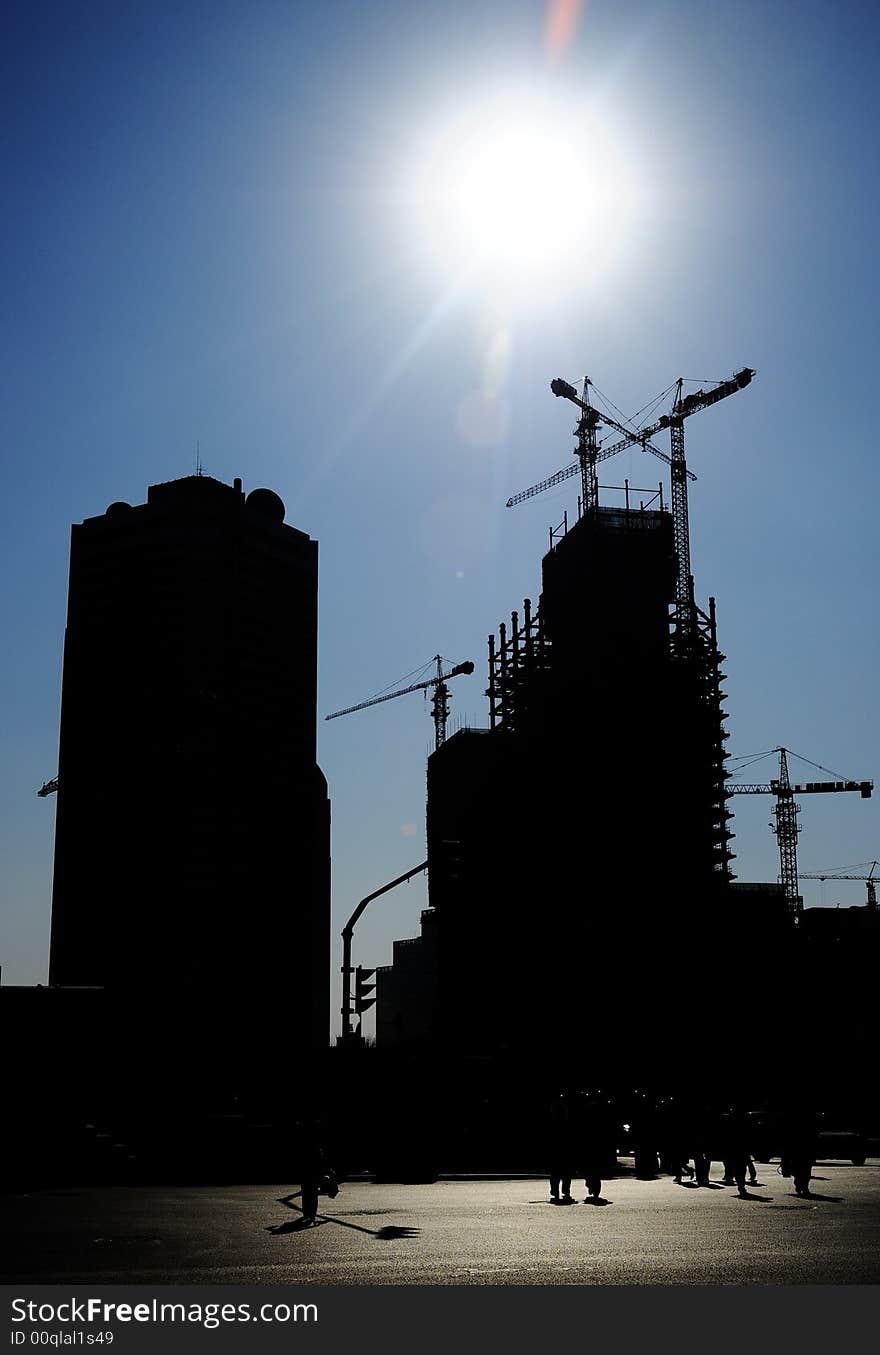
[405,90,640,295]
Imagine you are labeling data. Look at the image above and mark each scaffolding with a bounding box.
[487,596,551,733]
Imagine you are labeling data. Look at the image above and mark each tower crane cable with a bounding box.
[369,658,437,701]
[781,746,849,783]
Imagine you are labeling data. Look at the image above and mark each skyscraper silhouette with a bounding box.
[48,475,330,1075]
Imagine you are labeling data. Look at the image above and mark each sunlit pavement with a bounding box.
[3,1162,879,1285]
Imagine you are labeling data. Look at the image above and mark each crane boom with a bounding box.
[324,657,475,751]
[800,862,878,910]
[800,863,879,880]
[326,675,452,721]
[727,780,872,797]
[643,368,755,437]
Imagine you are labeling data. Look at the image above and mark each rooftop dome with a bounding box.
[245,488,285,522]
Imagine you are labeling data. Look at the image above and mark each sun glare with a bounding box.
[407,92,640,296]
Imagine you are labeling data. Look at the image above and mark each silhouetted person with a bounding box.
[631,1093,659,1178]
[658,1097,692,1184]
[691,1104,714,1186]
[296,1118,329,1224]
[578,1091,613,1201]
[719,1106,751,1196]
[547,1092,575,1203]
[781,1105,815,1197]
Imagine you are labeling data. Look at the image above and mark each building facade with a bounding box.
[48,475,330,1068]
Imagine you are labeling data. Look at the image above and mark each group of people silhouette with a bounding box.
[548,1091,817,1203]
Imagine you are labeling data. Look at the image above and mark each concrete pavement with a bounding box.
[3,1162,879,1285]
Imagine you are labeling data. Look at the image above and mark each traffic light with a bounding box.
[354,966,376,1015]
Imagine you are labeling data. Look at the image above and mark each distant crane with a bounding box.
[727,747,873,912]
[799,862,878,911]
[324,656,475,751]
[37,778,58,797]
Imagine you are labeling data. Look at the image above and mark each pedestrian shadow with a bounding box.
[270,1194,420,1241]
[582,1197,611,1206]
[795,1190,844,1203]
[267,1217,329,1234]
[733,1190,773,1202]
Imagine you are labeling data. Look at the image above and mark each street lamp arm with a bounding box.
[341,860,428,1042]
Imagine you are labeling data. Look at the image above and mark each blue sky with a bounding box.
[2,1,878,1034]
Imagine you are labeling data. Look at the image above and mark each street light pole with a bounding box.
[340,860,428,1044]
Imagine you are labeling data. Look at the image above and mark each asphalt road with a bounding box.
[3,1162,879,1285]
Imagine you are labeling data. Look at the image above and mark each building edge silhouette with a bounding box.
[5,475,331,1184]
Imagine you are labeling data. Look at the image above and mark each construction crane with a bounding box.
[324,656,475,752]
[727,747,873,913]
[37,778,58,797]
[509,367,755,639]
[638,369,754,635]
[507,377,695,512]
[799,862,878,911]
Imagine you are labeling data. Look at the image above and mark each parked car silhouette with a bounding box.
[747,1110,866,1165]
[815,1126,866,1166]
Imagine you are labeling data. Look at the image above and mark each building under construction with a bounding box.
[375,364,878,1121]
[378,499,755,1072]
[377,367,797,1081]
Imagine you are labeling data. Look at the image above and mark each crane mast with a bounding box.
[668,386,693,633]
[548,377,601,514]
[773,746,800,910]
[637,368,755,637]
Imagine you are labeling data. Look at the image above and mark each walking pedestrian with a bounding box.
[547,1092,575,1204]
[631,1092,659,1179]
[780,1103,815,1197]
[690,1104,714,1187]
[658,1096,692,1184]
[578,1090,613,1202]
[719,1105,751,1197]
[296,1117,331,1224]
